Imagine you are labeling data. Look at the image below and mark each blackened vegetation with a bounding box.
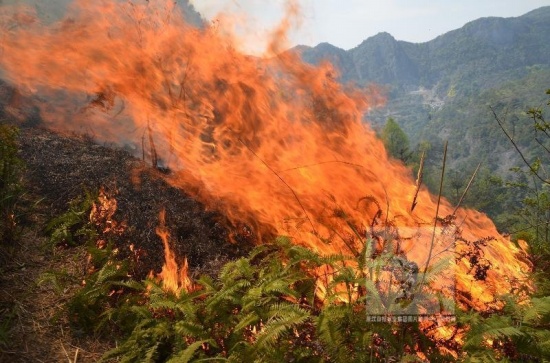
[18,127,254,278]
[433,214,494,282]
[458,236,493,282]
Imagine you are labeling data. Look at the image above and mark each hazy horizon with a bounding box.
[2,1,549,54]
[190,1,550,53]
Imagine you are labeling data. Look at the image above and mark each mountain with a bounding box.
[294,6,550,177]
[298,6,550,93]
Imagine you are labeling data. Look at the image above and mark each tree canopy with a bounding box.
[381,117,411,162]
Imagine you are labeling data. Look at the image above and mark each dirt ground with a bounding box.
[0,228,110,362]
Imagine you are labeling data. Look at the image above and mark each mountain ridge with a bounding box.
[291,6,550,222]
[292,6,550,161]
[296,6,550,50]
[295,6,550,90]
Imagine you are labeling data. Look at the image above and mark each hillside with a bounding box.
[295,6,550,177]
[0,2,549,361]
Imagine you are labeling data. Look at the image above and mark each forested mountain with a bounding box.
[295,6,550,178]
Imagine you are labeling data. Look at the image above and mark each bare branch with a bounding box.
[411,150,425,212]
[491,106,549,185]
[147,121,158,168]
[278,160,365,173]
[422,141,447,277]
[535,137,550,154]
[452,162,481,216]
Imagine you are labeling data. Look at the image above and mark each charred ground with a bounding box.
[19,127,254,278]
[0,124,256,362]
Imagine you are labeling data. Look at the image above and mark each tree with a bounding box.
[493,89,550,263]
[381,117,412,163]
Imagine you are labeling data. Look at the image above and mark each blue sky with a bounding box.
[190,0,550,52]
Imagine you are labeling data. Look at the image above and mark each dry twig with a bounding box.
[411,150,425,212]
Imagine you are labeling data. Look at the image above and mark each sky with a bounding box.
[190,0,550,52]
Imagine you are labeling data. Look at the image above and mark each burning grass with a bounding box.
[0,0,545,360]
[0,124,546,362]
[17,127,253,279]
[0,125,257,361]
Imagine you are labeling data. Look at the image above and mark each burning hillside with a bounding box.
[0,0,530,316]
[15,127,252,277]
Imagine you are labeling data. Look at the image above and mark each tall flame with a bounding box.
[156,209,192,294]
[0,0,530,308]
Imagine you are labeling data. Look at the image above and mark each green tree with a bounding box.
[493,89,550,265]
[381,117,412,163]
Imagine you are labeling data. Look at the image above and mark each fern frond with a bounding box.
[316,305,348,349]
[112,279,146,292]
[206,279,252,308]
[166,339,214,363]
[523,296,550,323]
[233,312,260,332]
[95,262,125,285]
[253,313,309,351]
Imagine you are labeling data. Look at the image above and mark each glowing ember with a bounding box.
[0,0,530,308]
[89,186,120,234]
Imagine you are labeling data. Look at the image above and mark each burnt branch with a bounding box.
[422,141,447,280]
[410,150,425,212]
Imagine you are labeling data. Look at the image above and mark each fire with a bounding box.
[155,209,192,294]
[0,0,530,310]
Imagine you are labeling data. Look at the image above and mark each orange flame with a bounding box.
[156,209,192,294]
[0,0,530,308]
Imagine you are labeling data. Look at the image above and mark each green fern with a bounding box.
[166,340,216,363]
[68,255,138,333]
[45,190,97,248]
[57,223,550,363]
[460,292,550,362]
